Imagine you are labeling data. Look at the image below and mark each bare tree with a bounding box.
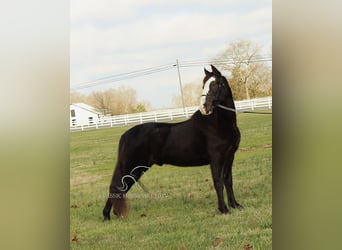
[70,91,87,104]
[215,40,272,100]
[172,82,202,108]
[72,86,151,115]
[111,86,138,115]
[88,90,114,115]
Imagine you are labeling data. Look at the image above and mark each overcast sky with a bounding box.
[71,0,272,108]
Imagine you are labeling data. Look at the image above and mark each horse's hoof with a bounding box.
[103,215,111,221]
[219,205,230,214]
[231,203,243,210]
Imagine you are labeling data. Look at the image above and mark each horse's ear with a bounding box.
[211,65,221,77]
[204,67,211,76]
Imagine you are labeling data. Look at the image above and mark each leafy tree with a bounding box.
[132,103,148,113]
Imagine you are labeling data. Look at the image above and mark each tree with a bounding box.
[172,82,202,107]
[70,91,87,104]
[215,40,272,100]
[88,90,114,115]
[71,86,152,115]
[132,101,151,113]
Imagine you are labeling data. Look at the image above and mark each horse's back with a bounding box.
[117,122,172,166]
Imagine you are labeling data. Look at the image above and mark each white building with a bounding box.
[70,103,105,127]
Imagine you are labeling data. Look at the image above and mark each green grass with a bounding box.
[70,112,272,249]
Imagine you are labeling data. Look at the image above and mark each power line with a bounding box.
[74,63,173,85]
[178,55,272,67]
[71,64,174,90]
[71,56,272,91]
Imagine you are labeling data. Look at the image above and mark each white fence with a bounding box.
[70,96,272,132]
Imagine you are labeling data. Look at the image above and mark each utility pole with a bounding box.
[175,59,186,112]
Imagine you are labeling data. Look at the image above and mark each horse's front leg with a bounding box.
[210,159,229,214]
[223,154,243,209]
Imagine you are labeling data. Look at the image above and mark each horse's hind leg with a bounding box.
[108,164,150,218]
[223,154,243,209]
[102,198,112,221]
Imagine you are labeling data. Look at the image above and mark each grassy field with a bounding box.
[70,112,272,249]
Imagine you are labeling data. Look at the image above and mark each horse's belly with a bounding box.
[160,141,209,167]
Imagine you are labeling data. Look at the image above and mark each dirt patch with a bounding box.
[70,175,102,186]
[240,144,272,152]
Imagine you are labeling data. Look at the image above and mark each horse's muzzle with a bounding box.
[199,105,212,116]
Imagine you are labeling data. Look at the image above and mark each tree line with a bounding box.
[70,86,151,115]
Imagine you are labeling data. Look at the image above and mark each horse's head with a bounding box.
[199,65,233,115]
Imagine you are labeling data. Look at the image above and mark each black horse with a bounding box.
[103,65,242,220]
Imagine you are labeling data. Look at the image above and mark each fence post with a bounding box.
[185,108,189,118]
[268,96,272,109]
[251,99,254,111]
[154,112,158,122]
[81,125,84,131]
[139,113,143,124]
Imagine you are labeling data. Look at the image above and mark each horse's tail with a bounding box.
[111,194,129,218]
[102,197,112,220]
[103,130,151,220]
[109,163,130,218]
[103,160,128,220]
[103,194,129,220]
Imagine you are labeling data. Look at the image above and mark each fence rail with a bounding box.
[70,96,272,132]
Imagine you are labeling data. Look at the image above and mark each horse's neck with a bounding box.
[216,99,237,126]
[217,107,236,123]
[224,98,236,110]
